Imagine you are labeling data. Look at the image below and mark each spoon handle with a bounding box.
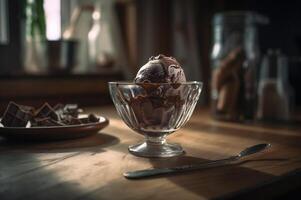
[124,143,271,179]
[123,156,237,179]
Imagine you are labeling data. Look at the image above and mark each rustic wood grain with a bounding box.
[0,106,301,200]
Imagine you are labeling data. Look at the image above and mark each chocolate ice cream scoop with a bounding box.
[134,54,186,83]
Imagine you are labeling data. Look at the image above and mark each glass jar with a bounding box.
[257,49,294,121]
[210,11,268,121]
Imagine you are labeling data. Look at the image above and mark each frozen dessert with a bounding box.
[125,55,188,136]
[134,54,186,83]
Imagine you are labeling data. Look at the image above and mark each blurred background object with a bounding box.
[23,0,47,74]
[46,39,78,74]
[0,0,300,122]
[0,0,9,44]
[210,11,268,121]
[59,0,129,77]
[257,49,294,122]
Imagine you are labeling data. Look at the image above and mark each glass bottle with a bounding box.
[63,0,120,74]
[87,1,116,73]
[23,0,47,74]
[210,11,268,121]
[257,50,293,121]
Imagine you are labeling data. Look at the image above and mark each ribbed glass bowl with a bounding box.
[109,81,202,157]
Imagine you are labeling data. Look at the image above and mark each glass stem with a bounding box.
[146,136,166,145]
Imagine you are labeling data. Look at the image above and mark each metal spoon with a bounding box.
[124,143,271,179]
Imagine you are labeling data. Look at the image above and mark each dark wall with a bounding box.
[249,1,301,56]
[249,0,301,105]
[0,0,22,74]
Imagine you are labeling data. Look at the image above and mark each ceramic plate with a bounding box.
[0,116,109,141]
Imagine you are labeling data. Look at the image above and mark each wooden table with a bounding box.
[1,106,301,200]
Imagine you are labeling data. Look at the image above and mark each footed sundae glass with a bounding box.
[109,81,202,157]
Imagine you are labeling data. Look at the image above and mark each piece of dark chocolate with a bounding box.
[19,105,35,114]
[61,115,82,125]
[79,117,90,124]
[53,103,65,120]
[32,117,65,127]
[76,114,99,124]
[0,102,33,127]
[53,103,64,110]
[35,103,59,121]
[63,104,82,117]
[88,114,99,122]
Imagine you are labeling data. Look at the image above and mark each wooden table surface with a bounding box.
[1,106,301,200]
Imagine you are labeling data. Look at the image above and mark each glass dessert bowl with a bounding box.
[109,81,202,157]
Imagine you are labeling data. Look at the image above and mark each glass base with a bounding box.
[128,136,184,158]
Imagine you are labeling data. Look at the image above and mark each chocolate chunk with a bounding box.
[61,116,82,125]
[79,117,90,124]
[69,117,82,125]
[53,103,64,111]
[32,117,65,127]
[53,103,65,120]
[77,114,99,124]
[19,105,35,114]
[88,114,99,122]
[53,103,65,114]
[0,102,33,127]
[62,114,99,125]
[63,104,81,117]
[35,103,59,121]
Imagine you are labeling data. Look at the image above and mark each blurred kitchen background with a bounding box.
[0,0,300,122]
